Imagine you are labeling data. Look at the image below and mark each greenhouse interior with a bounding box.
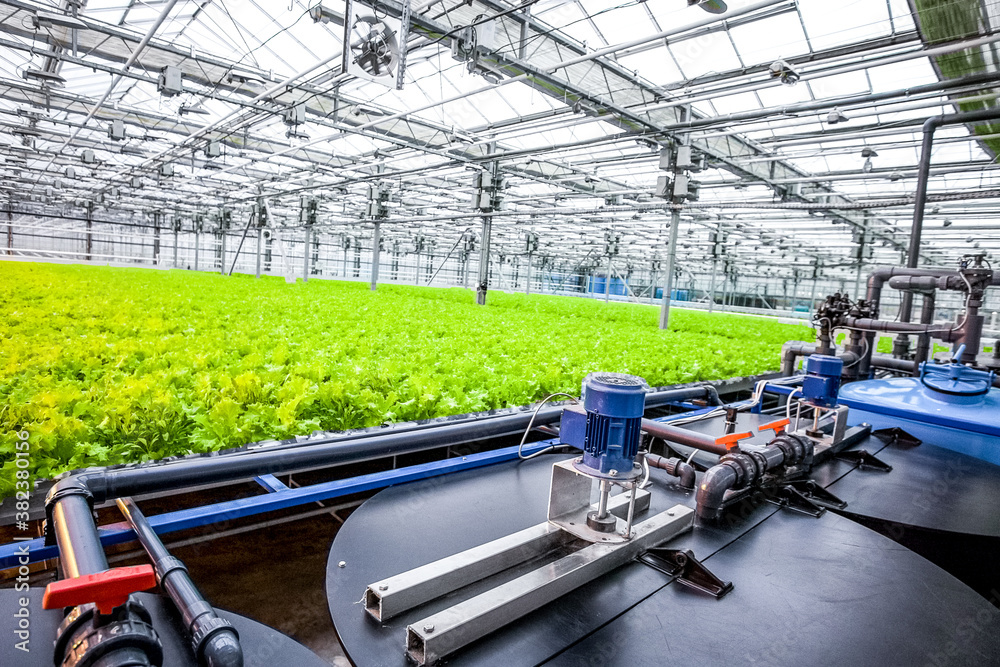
[2,1,1000,665]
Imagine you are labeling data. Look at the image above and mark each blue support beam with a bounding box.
[254,474,288,493]
[0,440,553,569]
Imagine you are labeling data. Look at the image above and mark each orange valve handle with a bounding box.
[43,565,157,615]
[715,432,753,452]
[758,418,791,435]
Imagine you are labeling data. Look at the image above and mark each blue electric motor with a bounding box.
[560,373,648,479]
[801,355,843,407]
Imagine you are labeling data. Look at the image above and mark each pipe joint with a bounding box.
[44,476,93,547]
[644,453,696,490]
[718,453,756,489]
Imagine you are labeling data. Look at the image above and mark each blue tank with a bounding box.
[839,362,1000,465]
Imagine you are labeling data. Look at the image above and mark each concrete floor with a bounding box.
[165,512,352,666]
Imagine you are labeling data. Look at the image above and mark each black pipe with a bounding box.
[861,266,964,374]
[871,355,918,374]
[117,498,243,667]
[695,465,737,520]
[844,316,961,338]
[41,385,730,578]
[43,385,718,504]
[695,433,813,521]
[914,291,936,374]
[781,341,816,375]
[641,419,728,456]
[45,483,162,667]
[49,485,107,579]
[901,108,1000,327]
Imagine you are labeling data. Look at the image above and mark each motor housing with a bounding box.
[802,355,843,407]
[561,373,648,478]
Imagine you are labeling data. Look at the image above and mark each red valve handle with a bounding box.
[759,418,791,435]
[715,432,753,452]
[43,565,156,615]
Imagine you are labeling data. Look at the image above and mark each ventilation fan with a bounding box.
[348,13,399,79]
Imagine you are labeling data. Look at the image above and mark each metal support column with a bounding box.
[255,198,269,279]
[219,222,227,275]
[660,106,689,329]
[708,258,719,314]
[194,222,200,271]
[5,202,11,255]
[650,264,658,305]
[791,272,800,313]
[604,254,613,303]
[254,228,262,277]
[476,146,498,306]
[85,202,93,261]
[660,212,680,326]
[153,211,161,265]
[371,222,381,290]
[172,221,178,268]
[303,226,311,282]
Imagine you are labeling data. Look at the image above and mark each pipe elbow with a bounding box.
[781,342,816,375]
[644,454,696,490]
[45,475,92,510]
[866,266,894,290]
[703,386,722,406]
[695,464,738,522]
[677,462,696,490]
[202,629,244,667]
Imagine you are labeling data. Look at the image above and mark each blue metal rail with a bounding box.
[1,441,555,569]
[0,406,721,570]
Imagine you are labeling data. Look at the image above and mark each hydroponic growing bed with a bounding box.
[0,262,812,496]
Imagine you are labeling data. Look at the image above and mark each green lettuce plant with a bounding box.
[0,262,811,496]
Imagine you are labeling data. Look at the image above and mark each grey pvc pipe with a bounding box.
[901,108,1000,324]
[51,494,108,579]
[117,498,243,667]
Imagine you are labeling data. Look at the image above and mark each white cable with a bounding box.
[685,448,699,465]
[786,387,802,427]
[639,455,651,489]
[517,392,579,460]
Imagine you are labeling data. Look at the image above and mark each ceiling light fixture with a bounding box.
[23,69,66,86]
[31,10,87,30]
[826,108,849,124]
[768,60,800,85]
[179,104,210,116]
[688,0,729,12]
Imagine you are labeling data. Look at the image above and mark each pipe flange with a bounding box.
[770,433,809,467]
[720,453,754,489]
[54,603,96,665]
[747,451,768,481]
[57,604,161,667]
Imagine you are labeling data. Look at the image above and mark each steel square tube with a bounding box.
[405,505,694,665]
[367,486,650,621]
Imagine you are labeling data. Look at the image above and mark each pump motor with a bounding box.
[560,373,648,479]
